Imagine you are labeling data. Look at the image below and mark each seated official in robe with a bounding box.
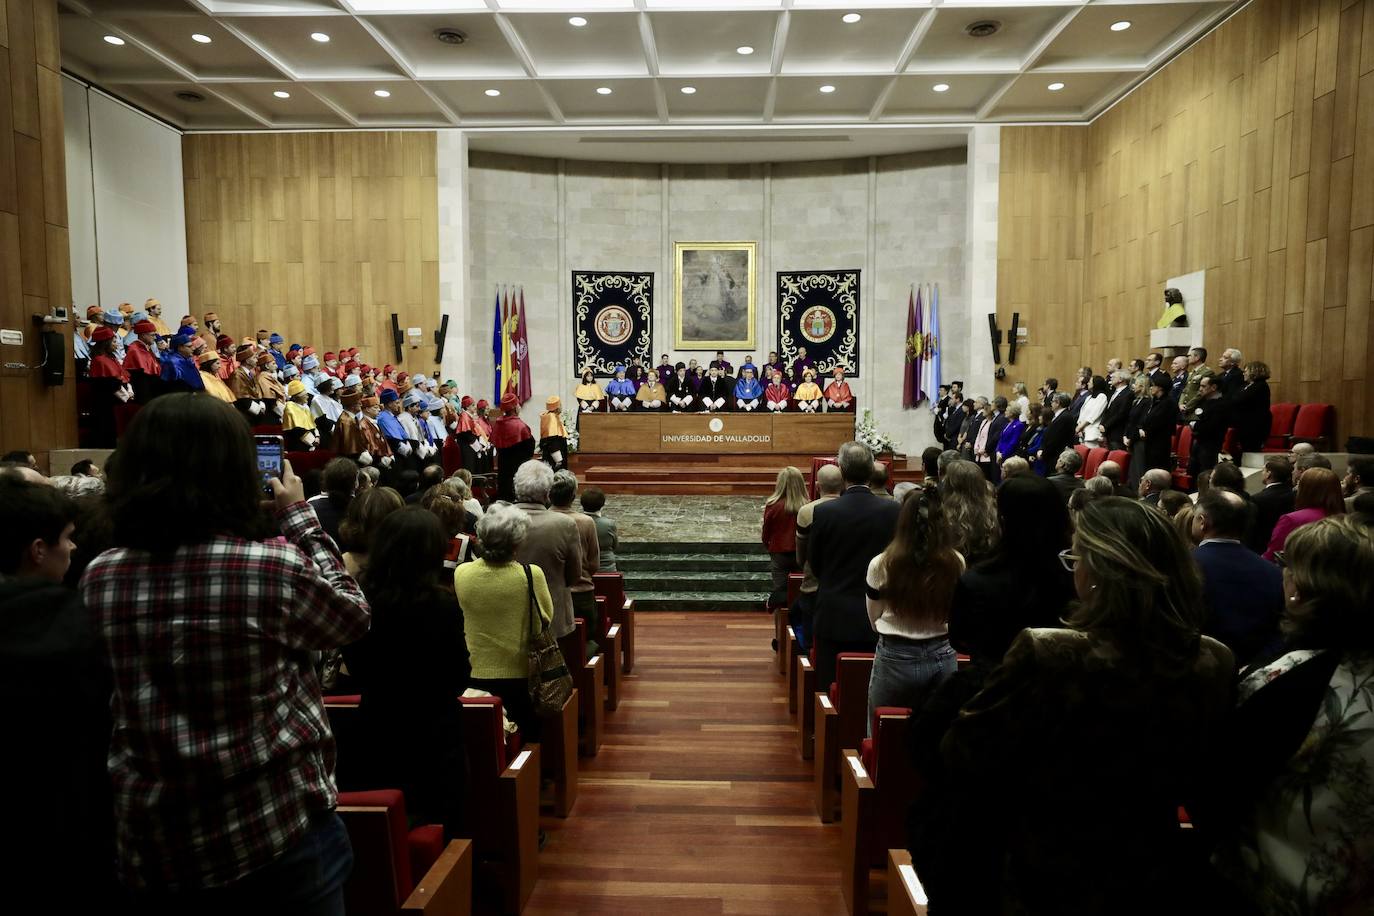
[795,369,822,413]
[766,369,792,413]
[606,366,637,412]
[635,371,667,411]
[824,367,853,412]
[666,364,696,412]
[734,366,763,412]
[699,367,731,412]
[575,368,604,413]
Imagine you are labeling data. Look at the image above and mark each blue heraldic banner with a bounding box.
[777,269,861,377]
[573,271,654,377]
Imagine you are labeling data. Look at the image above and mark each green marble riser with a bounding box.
[617,555,772,573]
[632,593,770,612]
[624,572,771,593]
[618,541,767,555]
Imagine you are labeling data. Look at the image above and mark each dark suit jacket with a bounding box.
[1140,396,1178,473]
[975,414,1009,460]
[807,486,901,645]
[1193,540,1283,667]
[1100,385,1133,449]
[1248,483,1295,553]
[700,376,732,405]
[1048,473,1084,503]
[1037,409,1075,470]
[1229,379,1271,452]
[1190,395,1230,455]
[1217,365,1244,398]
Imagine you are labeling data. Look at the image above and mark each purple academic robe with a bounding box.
[791,357,816,386]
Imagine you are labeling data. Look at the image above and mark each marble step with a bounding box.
[618,541,766,556]
[630,591,770,612]
[624,570,773,593]
[617,553,772,573]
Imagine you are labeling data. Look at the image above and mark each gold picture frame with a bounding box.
[673,241,756,350]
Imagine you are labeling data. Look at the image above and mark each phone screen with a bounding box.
[255,436,283,493]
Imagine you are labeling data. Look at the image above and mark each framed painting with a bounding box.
[673,241,756,350]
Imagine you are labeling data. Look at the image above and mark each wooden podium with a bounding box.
[578,412,854,456]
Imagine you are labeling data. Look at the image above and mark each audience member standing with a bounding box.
[455,503,554,742]
[1136,372,1177,480]
[864,485,963,728]
[1203,517,1374,914]
[1191,490,1283,667]
[1263,467,1345,561]
[793,464,844,652]
[81,394,370,912]
[937,498,1233,916]
[1075,375,1109,445]
[1229,361,1272,453]
[1188,374,1230,483]
[512,460,582,644]
[1179,347,1214,414]
[940,459,1001,565]
[0,478,115,908]
[762,467,806,605]
[306,457,359,547]
[580,486,618,572]
[1100,371,1133,450]
[806,442,901,687]
[1035,392,1075,474]
[345,508,469,836]
[550,470,601,648]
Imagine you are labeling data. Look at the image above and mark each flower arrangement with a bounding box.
[561,409,580,453]
[855,408,899,455]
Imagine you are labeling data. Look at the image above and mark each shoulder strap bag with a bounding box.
[524,563,574,715]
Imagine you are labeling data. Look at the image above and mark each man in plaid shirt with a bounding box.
[81,394,370,911]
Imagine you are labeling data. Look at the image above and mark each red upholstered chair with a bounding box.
[1290,403,1334,450]
[810,457,839,499]
[1106,449,1130,470]
[1072,444,1090,476]
[1264,403,1300,451]
[1220,428,1241,462]
[843,708,922,915]
[592,572,635,675]
[1172,425,1194,491]
[285,448,336,476]
[1082,447,1108,480]
[815,653,875,823]
[337,789,473,916]
[457,698,539,915]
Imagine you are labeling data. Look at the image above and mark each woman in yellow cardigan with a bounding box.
[454,502,554,740]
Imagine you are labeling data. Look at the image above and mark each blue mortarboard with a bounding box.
[269,332,284,345]
[403,392,423,408]
[302,355,319,371]
[380,388,399,404]
[343,373,362,388]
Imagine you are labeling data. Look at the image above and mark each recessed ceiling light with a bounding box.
[273,90,291,99]
[310,32,330,43]
[374,89,392,98]
[596,86,613,95]
[680,86,696,95]
[1047,82,1065,91]
[1110,20,1132,32]
[819,84,836,94]
[103,35,125,46]
[736,46,754,55]
[569,16,587,27]
[932,83,950,93]
[484,88,501,97]
[192,33,212,44]
[842,13,861,24]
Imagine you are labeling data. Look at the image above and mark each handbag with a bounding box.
[524,563,574,715]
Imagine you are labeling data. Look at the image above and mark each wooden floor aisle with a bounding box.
[525,612,844,915]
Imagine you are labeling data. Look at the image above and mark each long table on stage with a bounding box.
[577,411,855,455]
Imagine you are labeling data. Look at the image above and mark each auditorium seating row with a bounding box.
[325,572,636,914]
[774,572,941,916]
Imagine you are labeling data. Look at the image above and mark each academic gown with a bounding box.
[699,376,732,411]
[282,400,318,450]
[310,393,344,449]
[766,381,792,411]
[574,382,605,412]
[824,380,853,410]
[666,374,696,411]
[540,411,569,470]
[490,415,535,502]
[88,354,131,448]
[377,409,412,462]
[122,342,162,404]
[734,376,763,411]
[635,383,667,411]
[254,372,286,425]
[790,357,816,386]
[332,412,366,457]
[199,370,236,404]
[606,378,637,410]
[795,381,822,412]
[160,353,204,394]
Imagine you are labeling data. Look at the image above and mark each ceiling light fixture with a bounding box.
[103,35,125,46]
[310,32,330,43]
[932,83,950,93]
[192,33,212,44]
[569,16,587,27]
[374,89,391,98]
[736,45,754,55]
[680,86,696,94]
[842,12,861,24]
[819,84,836,94]
[485,88,501,97]
[273,90,291,99]
[596,86,613,95]
[1047,81,1065,91]
[1110,20,1132,32]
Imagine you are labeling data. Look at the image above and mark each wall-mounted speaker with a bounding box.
[390,313,403,363]
[434,314,449,365]
[987,313,1003,364]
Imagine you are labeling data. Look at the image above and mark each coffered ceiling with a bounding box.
[59,0,1246,132]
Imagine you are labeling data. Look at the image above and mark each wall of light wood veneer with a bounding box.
[997,0,1374,443]
[0,0,77,465]
[182,131,440,373]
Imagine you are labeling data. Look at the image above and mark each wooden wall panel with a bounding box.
[998,0,1374,443]
[182,132,439,374]
[0,0,76,468]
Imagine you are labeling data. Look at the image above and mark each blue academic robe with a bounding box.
[606,378,637,397]
[377,410,409,445]
[160,353,204,391]
[271,348,288,370]
[734,377,763,401]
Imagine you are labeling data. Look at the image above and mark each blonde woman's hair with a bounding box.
[766,465,808,514]
[1281,516,1374,648]
[1012,381,1028,397]
[940,460,1000,560]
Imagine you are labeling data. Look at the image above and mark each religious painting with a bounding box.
[777,269,861,377]
[673,241,756,350]
[572,270,654,376]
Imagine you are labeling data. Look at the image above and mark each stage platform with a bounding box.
[571,451,923,496]
[576,411,855,455]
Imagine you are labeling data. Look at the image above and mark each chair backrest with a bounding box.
[1291,403,1333,439]
[592,572,626,613]
[835,653,876,755]
[459,696,510,776]
[1174,425,1193,458]
[1072,443,1090,475]
[1082,447,1108,480]
[869,708,920,869]
[337,789,414,913]
[1268,402,1299,439]
[285,449,336,476]
[1106,449,1129,469]
[786,572,804,607]
[594,595,609,640]
[324,696,364,791]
